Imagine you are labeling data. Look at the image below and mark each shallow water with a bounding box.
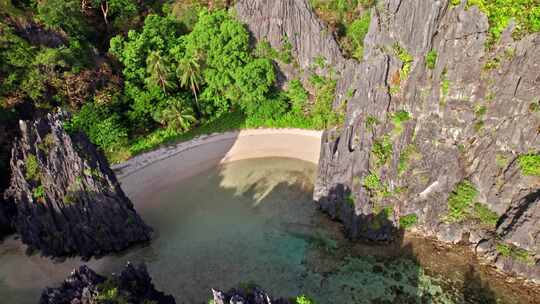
[0,158,538,303]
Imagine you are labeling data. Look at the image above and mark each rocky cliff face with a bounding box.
[237,0,540,282]
[40,263,175,304]
[4,111,152,258]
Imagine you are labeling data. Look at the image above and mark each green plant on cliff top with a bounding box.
[467,0,540,45]
[25,154,39,181]
[446,180,478,222]
[517,153,540,176]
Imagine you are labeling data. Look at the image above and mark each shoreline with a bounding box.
[114,128,323,200]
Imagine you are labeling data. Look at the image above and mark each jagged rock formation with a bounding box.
[236,0,540,282]
[40,263,175,304]
[211,286,292,304]
[4,111,152,258]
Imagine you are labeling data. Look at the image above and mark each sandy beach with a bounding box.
[113,129,323,200]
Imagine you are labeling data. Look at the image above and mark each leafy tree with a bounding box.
[37,0,89,38]
[153,97,197,132]
[176,54,204,114]
[89,0,138,26]
[183,9,276,117]
[146,50,174,93]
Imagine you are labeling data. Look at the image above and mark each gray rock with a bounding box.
[236,0,540,281]
[4,111,152,258]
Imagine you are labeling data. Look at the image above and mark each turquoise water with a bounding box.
[0,158,537,303]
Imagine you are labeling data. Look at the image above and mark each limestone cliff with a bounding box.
[4,111,152,258]
[237,0,540,282]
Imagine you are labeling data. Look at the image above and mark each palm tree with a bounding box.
[155,98,197,132]
[146,51,173,93]
[176,54,203,114]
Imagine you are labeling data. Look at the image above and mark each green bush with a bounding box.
[425,50,437,69]
[399,214,418,230]
[393,43,413,80]
[446,180,478,222]
[296,295,315,304]
[517,153,540,176]
[67,102,128,152]
[25,154,39,181]
[473,202,499,227]
[467,0,540,45]
[372,136,393,167]
[346,11,371,60]
[33,185,45,200]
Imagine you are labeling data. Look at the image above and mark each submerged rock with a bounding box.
[40,262,175,304]
[211,286,293,304]
[4,111,152,258]
[236,0,540,281]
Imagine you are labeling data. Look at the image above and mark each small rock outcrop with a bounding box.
[40,263,175,304]
[4,111,152,258]
[211,286,292,304]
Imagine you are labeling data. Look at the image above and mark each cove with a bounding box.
[0,157,537,303]
[0,128,538,304]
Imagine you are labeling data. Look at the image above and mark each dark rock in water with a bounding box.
[4,111,152,258]
[236,0,540,282]
[0,197,15,238]
[211,286,293,304]
[40,262,175,304]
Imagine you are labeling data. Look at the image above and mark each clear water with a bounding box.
[0,158,538,303]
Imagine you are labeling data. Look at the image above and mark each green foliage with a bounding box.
[37,0,89,38]
[441,69,450,97]
[517,153,540,176]
[425,50,437,69]
[309,0,375,60]
[467,0,540,45]
[496,242,535,265]
[296,295,315,304]
[363,173,382,191]
[33,185,45,201]
[345,192,355,206]
[446,180,478,222]
[286,79,309,114]
[392,43,413,80]
[345,11,371,60]
[473,202,499,227]
[399,214,418,230]
[365,115,379,129]
[390,110,410,134]
[25,154,39,181]
[96,279,128,304]
[67,102,128,152]
[371,136,393,167]
[153,97,197,132]
[483,57,501,70]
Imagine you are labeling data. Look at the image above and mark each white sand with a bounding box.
[113,129,322,200]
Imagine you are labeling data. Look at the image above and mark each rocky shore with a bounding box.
[236,0,540,282]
